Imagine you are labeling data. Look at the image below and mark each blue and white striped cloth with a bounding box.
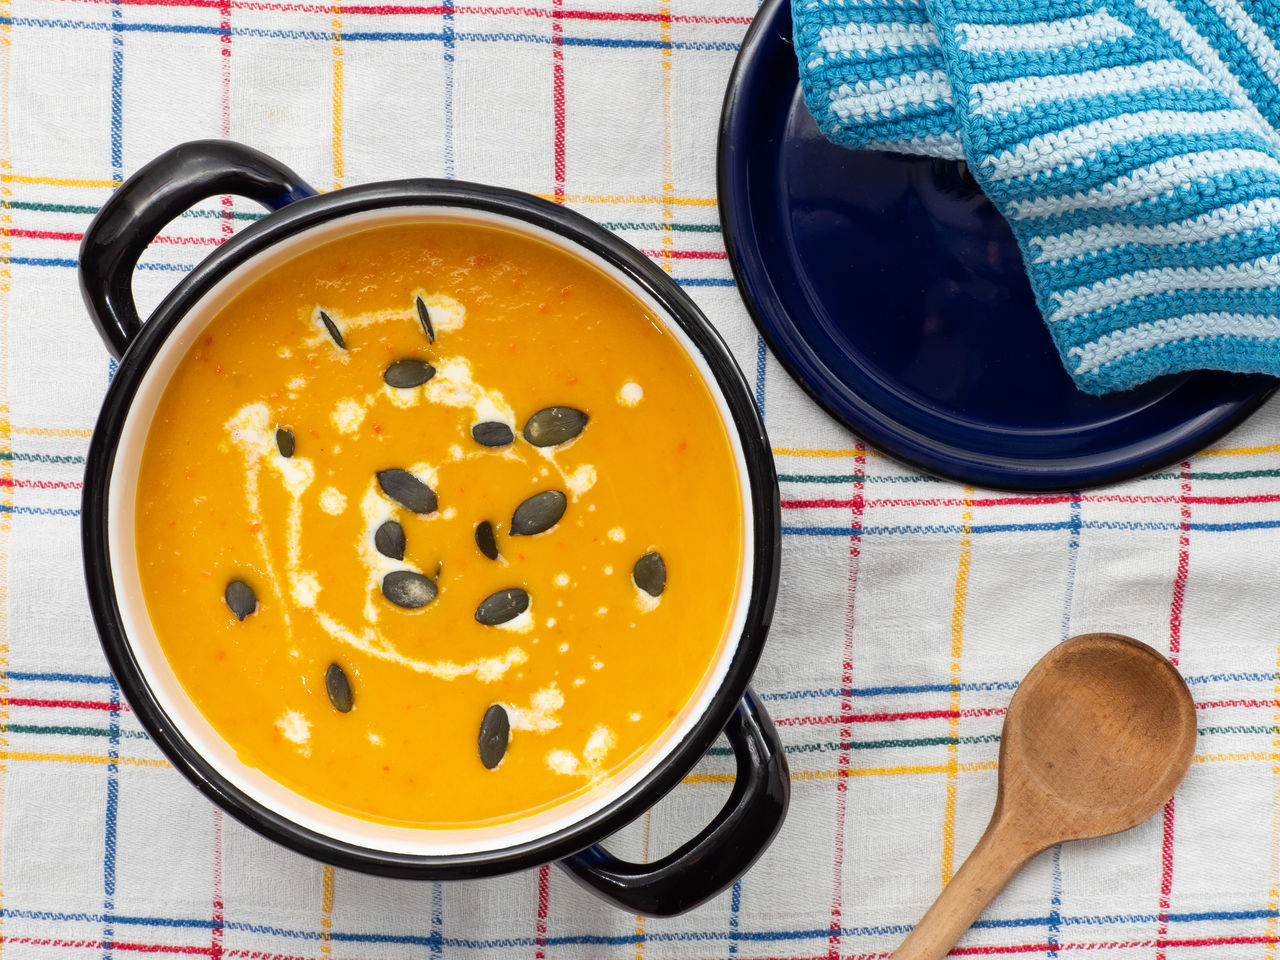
[793,0,1280,394]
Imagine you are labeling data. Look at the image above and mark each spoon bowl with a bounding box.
[892,633,1197,960]
[1003,633,1197,843]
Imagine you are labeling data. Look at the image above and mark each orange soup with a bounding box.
[134,221,744,828]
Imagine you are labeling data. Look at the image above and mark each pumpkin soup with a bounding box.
[134,221,744,828]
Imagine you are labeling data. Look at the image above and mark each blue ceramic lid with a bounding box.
[717,0,1278,492]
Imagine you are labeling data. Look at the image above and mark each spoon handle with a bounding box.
[890,813,1041,960]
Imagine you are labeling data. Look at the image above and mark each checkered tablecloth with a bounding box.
[8,0,1280,957]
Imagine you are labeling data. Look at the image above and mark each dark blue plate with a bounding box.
[718,0,1279,491]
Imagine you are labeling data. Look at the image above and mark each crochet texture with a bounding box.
[793,0,1280,394]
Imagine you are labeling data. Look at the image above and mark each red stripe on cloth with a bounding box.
[551,0,564,203]
[0,477,82,491]
[12,932,1280,960]
[4,697,127,711]
[1156,797,1177,960]
[781,493,1280,510]
[637,248,727,259]
[1157,462,1192,960]
[4,940,217,955]
[778,707,1006,727]
[829,443,865,958]
[5,228,219,246]
[1196,698,1280,708]
[56,0,751,20]
[534,862,550,960]
[553,7,751,22]
[211,809,224,960]
[1169,462,1191,666]
[219,0,232,241]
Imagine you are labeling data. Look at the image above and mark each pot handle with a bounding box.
[79,139,317,360]
[558,686,789,917]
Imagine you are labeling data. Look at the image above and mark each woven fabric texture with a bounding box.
[8,2,1280,959]
[793,0,1280,394]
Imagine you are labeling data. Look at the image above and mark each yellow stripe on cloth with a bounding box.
[330,3,344,192]
[536,192,717,207]
[1201,442,1280,457]
[942,488,974,887]
[0,750,169,769]
[321,864,335,957]
[658,0,674,277]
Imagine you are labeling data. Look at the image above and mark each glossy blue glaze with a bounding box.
[718,0,1278,491]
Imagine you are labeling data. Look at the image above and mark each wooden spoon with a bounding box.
[891,633,1197,960]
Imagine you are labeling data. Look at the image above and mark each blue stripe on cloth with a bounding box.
[8,255,731,294]
[758,669,1269,704]
[430,880,443,958]
[0,18,740,50]
[104,316,121,960]
[7,671,114,683]
[102,678,120,960]
[4,904,1278,944]
[761,680,1022,700]
[754,336,766,416]
[1060,491,1081,644]
[0,505,80,516]
[728,878,742,957]
[109,0,121,185]
[1048,845,1063,957]
[8,256,187,270]
[5,668,1259,698]
[783,518,1280,535]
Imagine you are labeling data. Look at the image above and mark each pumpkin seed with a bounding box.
[382,570,438,609]
[416,295,435,344]
[478,703,510,770]
[383,359,435,389]
[276,428,295,458]
[374,520,406,561]
[511,490,567,536]
[377,469,438,514]
[633,551,666,597]
[319,309,345,349]
[325,662,354,713]
[224,579,258,621]
[475,520,499,560]
[523,407,588,447]
[475,587,529,625]
[472,421,514,448]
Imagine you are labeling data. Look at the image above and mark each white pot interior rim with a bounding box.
[102,202,761,859]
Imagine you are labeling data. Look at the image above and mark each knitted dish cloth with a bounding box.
[793,0,1280,394]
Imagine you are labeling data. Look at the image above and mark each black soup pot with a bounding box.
[79,140,786,917]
